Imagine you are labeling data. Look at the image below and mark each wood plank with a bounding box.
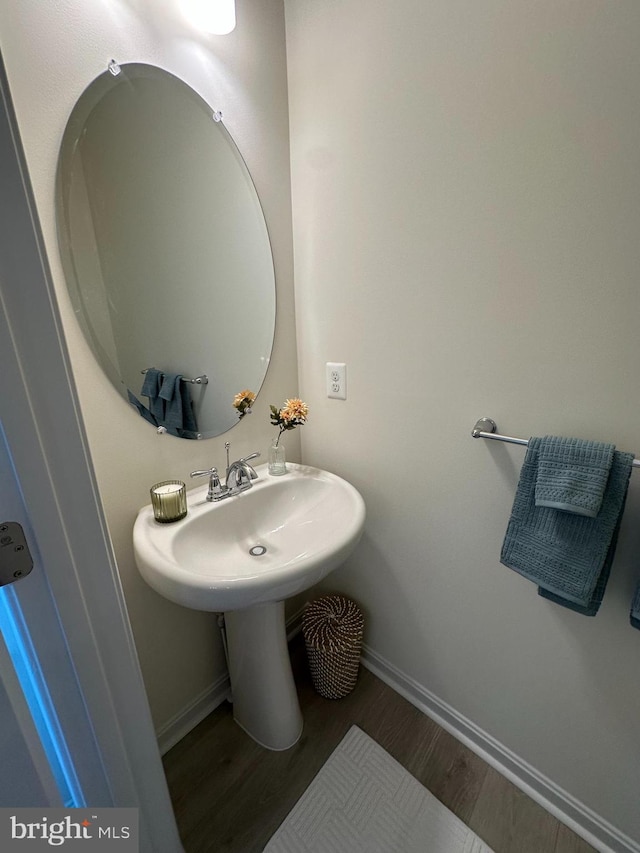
[468,767,559,853]
[415,727,489,824]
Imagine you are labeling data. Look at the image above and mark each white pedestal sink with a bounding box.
[133,463,366,750]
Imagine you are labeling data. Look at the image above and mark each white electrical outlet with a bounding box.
[326,362,347,400]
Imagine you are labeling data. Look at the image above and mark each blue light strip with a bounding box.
[0,585,84,808]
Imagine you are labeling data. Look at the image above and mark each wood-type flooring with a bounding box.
[163,637,596,853]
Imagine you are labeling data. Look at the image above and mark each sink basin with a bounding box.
[133,463,366,751]
[133,463,365,612]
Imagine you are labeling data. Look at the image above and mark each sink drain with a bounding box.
[249,545,267,557]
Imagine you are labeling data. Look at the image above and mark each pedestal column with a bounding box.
[224,600,303,750]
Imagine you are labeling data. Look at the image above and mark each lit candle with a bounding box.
[150,480,187,523]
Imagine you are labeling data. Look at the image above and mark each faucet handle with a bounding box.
[240,452,260,479]
[191,467,223,490]
[190,467,218,479]
[191,467,227,501]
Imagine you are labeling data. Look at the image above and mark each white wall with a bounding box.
[286,0,640,847]
[0,0,299,735]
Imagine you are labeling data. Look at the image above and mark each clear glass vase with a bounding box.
[268,438,287,475]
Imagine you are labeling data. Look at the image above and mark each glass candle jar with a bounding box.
[150,480,187,523]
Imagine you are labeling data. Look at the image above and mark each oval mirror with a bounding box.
[56,63,276,439]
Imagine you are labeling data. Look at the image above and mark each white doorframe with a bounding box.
[0,52,184,853]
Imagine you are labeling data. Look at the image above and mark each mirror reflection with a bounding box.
[56,63,276,438]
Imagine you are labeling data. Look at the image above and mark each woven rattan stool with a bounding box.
[302,595,364,699]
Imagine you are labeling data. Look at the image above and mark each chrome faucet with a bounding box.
[190,448,260,501]
[225,452,260,494]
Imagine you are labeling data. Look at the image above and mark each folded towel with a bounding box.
[537,509,625,616]
[159,373,183,429]
[140,368,165,421]
[158,372,198,438]
[180,394,199,439]
[534,435,614,518]
[631,581,640,630]
[501,438,633,613]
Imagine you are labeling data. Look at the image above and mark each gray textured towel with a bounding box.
[501,437,633,613]
[159,373,185,429]
[534,436,614,518]
[537,510,624,616]
[158,372,198,438]
[141,367,164,420]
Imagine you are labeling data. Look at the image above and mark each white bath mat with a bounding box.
[264,725,494,853]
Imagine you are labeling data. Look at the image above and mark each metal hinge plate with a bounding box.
[0,522,34,586]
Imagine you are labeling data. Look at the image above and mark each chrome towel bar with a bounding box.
[141,368,208,385]
[471,417,640,469]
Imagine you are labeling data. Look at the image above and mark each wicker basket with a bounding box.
[302,595,364,699]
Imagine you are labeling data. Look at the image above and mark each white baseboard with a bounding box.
[157,672,231,756]
[361,644,640,853]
